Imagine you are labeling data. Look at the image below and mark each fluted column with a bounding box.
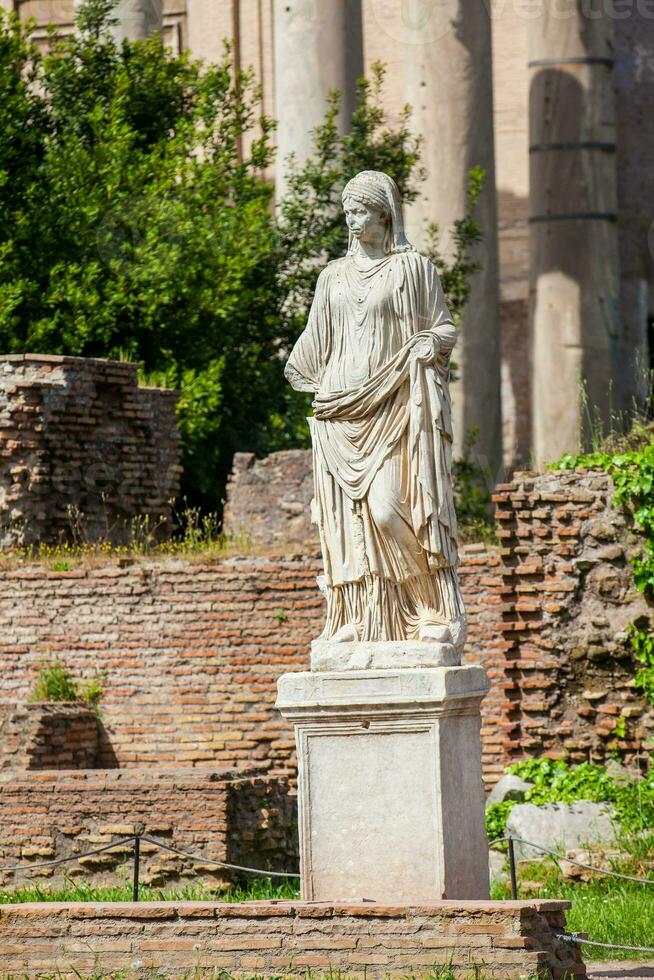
[529,0,621,463]
[75,0,162,42]
[273,0,363,199]
[404,0,503,478]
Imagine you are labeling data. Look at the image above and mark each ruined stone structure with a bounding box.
[0,355,180,548]
[6,0,652,473]
[0,459,650,904]
[0,463,649,783]
[223,451,316,550]
[495,467,653,766]
[0,702,99,770]
[0,768,297,891]
[0,899,585,979]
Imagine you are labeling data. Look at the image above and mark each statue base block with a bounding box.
[276,664,490,902]
[310,638,459,671]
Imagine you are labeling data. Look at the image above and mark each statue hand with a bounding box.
[410,334,440,364]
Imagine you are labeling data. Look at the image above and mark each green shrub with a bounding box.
[453,427,494,543]
[31,660,104,705]
[486,757,654,840]
[0,3,486,515]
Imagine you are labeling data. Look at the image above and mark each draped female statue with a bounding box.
[285,170,467,656]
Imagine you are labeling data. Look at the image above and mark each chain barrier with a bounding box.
[138,834,300,879]
[1,831,653,961]
[556,933,654,956]
[0,836,137,874]
[0,833,300,901]
[490,835,654,888]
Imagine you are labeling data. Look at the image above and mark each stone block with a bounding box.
[506,801,618,861]
[310,639,459,671]
[486,773,534,805]
[276,665,490,902]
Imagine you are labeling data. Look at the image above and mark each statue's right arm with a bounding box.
[283,270,328,393]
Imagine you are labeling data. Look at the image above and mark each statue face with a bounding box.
[343,196,388,245]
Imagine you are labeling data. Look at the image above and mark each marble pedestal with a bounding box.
[276,661,490,902]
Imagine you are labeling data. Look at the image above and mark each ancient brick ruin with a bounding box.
[495,469,652,766]
[0,464,650,783]
[0,900,584,979]
[0,437,651,894]
[0,703,98,771]
[0,769,297,892]
[0,355,180,548]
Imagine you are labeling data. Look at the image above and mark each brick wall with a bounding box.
[0,547,507,784]
[0,899,584,979]
[0,556,322,774]
[0,703,98,770]
[0,466,649,786]
[0,769,297,891]
[495,469,653,768]
[0,355,180,548]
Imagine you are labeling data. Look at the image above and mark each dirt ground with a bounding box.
[588,963,654,979]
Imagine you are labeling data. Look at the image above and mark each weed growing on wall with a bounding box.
[557,435,654,598]
[31,660,104,706]
[555,428,654,703]
[628,623,654,704]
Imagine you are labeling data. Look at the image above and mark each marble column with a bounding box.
[74,0,162,42]
[403,0,503,478]
[273,0,363,199]
[529,1,621,463]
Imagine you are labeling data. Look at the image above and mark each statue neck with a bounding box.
[350,239,387,260]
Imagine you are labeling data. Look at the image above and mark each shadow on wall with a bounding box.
[97,717,119,769]
[226,777,299,877]
[529,66,621,442]
[496,186,531,472]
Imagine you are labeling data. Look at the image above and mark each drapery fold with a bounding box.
[286,250,460,579]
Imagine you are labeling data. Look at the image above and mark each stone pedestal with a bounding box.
[276,662,490,902]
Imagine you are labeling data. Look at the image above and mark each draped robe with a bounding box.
[285,250,463,641]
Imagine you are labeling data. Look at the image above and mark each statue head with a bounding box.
[341,170,414,255]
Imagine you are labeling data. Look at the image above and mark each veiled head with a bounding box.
[341,170,414,255]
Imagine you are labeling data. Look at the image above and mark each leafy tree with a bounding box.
[0,0,281,504]
[0,1,485,515]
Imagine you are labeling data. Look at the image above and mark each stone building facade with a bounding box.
[4,0,653,474]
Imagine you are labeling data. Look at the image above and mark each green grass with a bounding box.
[0,875,299,905]
[491,854,654,961]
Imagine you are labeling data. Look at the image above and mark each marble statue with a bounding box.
[285,170,467,655]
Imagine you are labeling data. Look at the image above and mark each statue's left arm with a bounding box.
[409,256,457,365]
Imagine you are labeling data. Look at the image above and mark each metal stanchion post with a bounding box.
[132,835,141,902]
[508,835,518,900]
